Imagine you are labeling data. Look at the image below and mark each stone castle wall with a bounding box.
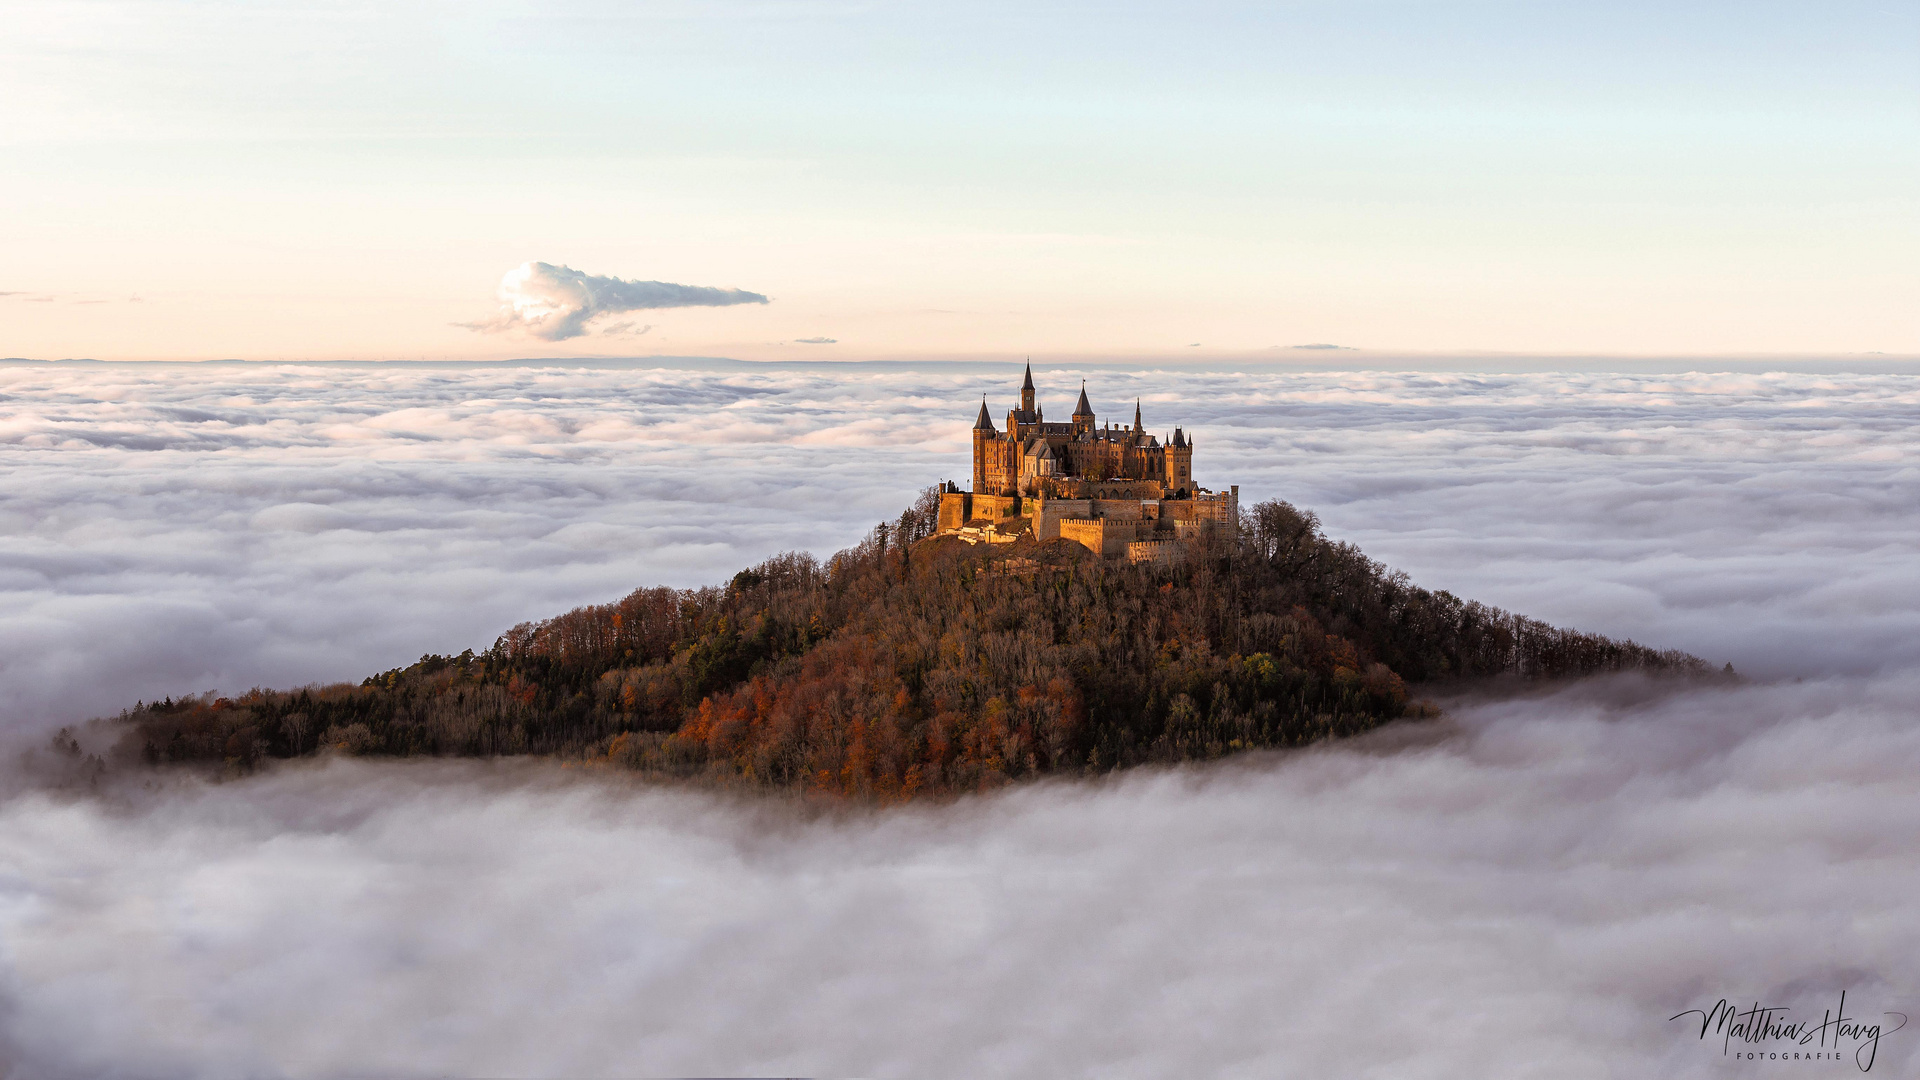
[1126,539,1187,566]
[1059,517,1138,558]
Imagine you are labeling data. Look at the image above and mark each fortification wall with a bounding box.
[1196,485,1239,539]
[937,492,972,532]
[1153,487,1239,538]
[1127,539,1188,566]
[1089,498,1146,520]
[1032,499,1090,541]
[972,494,1023,521]
[939,492,1028,534]
[1059,517,1137,557]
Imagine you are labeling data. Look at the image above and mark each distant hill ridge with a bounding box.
[118,494,1709,798]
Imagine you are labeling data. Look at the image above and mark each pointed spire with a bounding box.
[1022,361,1035,392]
[974,396,994,431]
[1074,379,1093,418]
[1133,398,1142,431]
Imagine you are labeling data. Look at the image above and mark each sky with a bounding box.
[3,359,1919,1074]
[3,0,1916,361]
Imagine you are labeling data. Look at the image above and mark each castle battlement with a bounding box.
[937,363,1238,563]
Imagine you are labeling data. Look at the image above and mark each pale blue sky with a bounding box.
[3,0,1914,359]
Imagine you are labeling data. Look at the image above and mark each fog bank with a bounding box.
[4,673,1916,1077]
[2,361,1917,1075]
[3,362,1916,730]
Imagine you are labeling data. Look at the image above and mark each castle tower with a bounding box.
[1170,427,1193,495]
[971,397,996,493]
[1020,361,1036,415]
[1072,381,1095,436]
[1133,398,1143,435]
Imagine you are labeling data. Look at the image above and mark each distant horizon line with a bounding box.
[6,351,1918,376]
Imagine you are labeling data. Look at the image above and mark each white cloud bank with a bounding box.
[3,674,1918,1076]
[467,262,769,341]
[1,361,1918,1074]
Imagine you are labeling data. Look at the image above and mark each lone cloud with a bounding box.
[466,262,769,341]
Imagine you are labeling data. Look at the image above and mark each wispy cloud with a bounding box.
[793,337,837,344]
[2,293,135,304]
[465,262,769,342]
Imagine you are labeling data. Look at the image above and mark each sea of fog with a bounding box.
[2,359,1917,1076]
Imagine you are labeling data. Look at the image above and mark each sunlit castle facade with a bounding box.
[973,363,1195,500]
[937,363,1238,563]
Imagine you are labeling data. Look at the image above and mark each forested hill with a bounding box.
[119,493,1709,798]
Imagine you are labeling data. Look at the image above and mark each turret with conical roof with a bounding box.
[1072,380,1095,436]
[1020,360,1036,414]
[971,395,1000,494]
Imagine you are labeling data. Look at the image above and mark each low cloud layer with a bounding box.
[1,360,1918,1073]
[469,262,768,341]
[4,674,1917,1076]
[3,361,1913,731]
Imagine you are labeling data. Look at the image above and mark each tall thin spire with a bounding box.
[1019,358,1036,414]
[1133,398,1142,431]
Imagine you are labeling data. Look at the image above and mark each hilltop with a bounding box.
[116,492,1707,798]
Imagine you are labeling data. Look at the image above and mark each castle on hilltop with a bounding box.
[936,363,1238,563]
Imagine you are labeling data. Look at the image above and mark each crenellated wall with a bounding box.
[1059,517,1138,557]
[1126,539,1188,566]
[942,491,1026,532]
[1030,498,1090,540]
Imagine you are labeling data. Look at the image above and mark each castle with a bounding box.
[936,363,1238,563]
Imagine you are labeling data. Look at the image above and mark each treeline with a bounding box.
[119,493,1708,797]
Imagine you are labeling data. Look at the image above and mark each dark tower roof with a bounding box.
[974,397,995,431]
[1074,381,1093,417]
[1133,399,1142,430]
[1022,362,1035,392]
[1173,427,1187,447]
